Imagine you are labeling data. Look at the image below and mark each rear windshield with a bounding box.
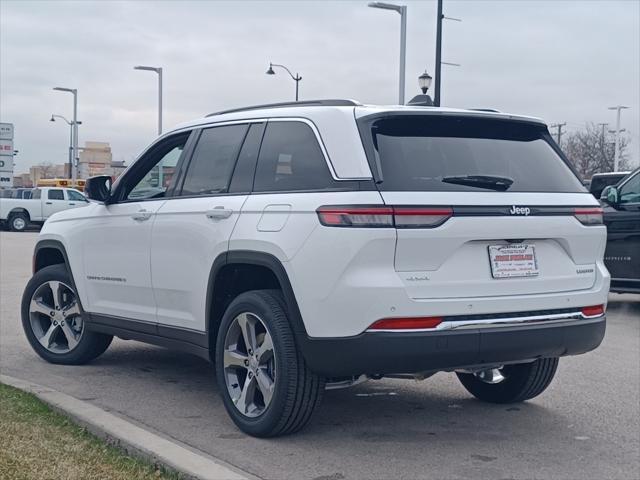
[360,115,585,193]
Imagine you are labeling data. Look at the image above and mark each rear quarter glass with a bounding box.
[359,115,586,193]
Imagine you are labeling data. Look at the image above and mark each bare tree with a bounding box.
[36,162,57,179]
[560,122,630,179]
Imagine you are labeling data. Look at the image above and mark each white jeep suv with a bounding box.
[22,100,609,437]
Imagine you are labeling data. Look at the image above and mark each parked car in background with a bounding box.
[0,186,88,231]
[601,168,640,293]
[589,171,630,198]
[0,188,33,199]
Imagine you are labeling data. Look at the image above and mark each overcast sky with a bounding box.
[1,0,639,174]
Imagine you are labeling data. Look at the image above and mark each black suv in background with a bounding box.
[589,171,630,198]
[601,168,640,293]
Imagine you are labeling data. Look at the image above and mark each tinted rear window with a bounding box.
[253,122,335,192]
[362,115,585,193]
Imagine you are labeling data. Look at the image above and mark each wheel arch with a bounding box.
[9,208,30,221]
[33,240,82,301]
[206,250,309,358]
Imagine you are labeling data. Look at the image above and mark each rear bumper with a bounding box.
[299,315,606,377]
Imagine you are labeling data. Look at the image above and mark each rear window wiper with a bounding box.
[441,175,514,191]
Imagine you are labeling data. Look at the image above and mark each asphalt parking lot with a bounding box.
[1,231,639,480]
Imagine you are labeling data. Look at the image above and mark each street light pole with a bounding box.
[53,87,78,183]
[608,105,629,172]
[434,0,443,106]
[368,2,407,105]
[135,65,164,185]
[266,63,302,101]
[134,65,163,135]
[50,115,79,179]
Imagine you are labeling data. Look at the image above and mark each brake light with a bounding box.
[581,305,605,317]
[393,207,453,228]
[317,205,453,228]
[574,207,603,225]
[316,206,394,227]
[368,316,443,330]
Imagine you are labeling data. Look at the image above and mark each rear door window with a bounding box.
[180,124,248,196]
[361,115,585,193]
[253,121,335,192]
[48,189,64,200]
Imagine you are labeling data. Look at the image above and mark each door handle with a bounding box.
[69,203,76,205]
[206,206,233,220]
[45,202,53,205]
[131,209,153,222]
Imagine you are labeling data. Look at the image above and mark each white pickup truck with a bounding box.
[0,187,88,231]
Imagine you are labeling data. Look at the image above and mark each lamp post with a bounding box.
[407,71,434,106]
[266,63,302,101]
[134,65,164,185]
[418,71,433,94]
[52,87,78,183]
[50,115,82,179]
[368,2,407,105]
[608,105,629,172]
[134,65,163,135]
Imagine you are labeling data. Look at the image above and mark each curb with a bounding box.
[0,374,256,480]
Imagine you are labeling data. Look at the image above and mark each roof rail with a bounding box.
[468,108,500,113]
[206,99,361,117]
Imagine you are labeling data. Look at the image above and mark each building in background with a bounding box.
[0,122,15,188]
[79,141,124,178]
[10,140,127,189]
[12,173,32,188]
[29,163,68,184]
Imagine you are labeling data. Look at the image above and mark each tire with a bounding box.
[215,289,324,437]
[21,264,113,365]
[9,213,28,232]
[456,358,559,404]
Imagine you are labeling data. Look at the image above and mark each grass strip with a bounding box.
[0,382,181,480]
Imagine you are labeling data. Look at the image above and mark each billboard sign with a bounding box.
[0,123,13,140]
[0,139,14,158]
[0,174,12,187]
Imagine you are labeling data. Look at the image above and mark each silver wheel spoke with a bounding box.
[475,367,506,384]
[30,280,83,354]
[237,313,257,352]
[62,302,81,318]
[224,350,248,369]
[49,281,63,310]
[235,375,256,414]
[30,299,53,317]
[39,323,58,349]
[257,333,274,363]
[60,322,79,350]
[224,311,277,418]
[255,369,275,405]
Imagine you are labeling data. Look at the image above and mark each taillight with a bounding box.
[368,316,443,330]
[581,305,605,317]
[316,206,394,228]
[317,205,452,228]
[574,207,603,225]
[393,207,453,228]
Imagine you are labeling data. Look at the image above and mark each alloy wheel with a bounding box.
[29,280,83,354]
[474,367,506,384]
[12,217,26,230]
[223,312,276,418]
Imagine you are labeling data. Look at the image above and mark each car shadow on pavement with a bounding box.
[88,339,572,445]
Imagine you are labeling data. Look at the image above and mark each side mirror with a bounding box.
[84,175,112,202]
[600,185,619,205]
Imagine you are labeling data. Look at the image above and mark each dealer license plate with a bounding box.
[488,244,539,279]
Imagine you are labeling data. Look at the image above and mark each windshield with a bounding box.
[360,115,585,193]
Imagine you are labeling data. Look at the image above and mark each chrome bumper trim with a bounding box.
[367,311,604,333]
